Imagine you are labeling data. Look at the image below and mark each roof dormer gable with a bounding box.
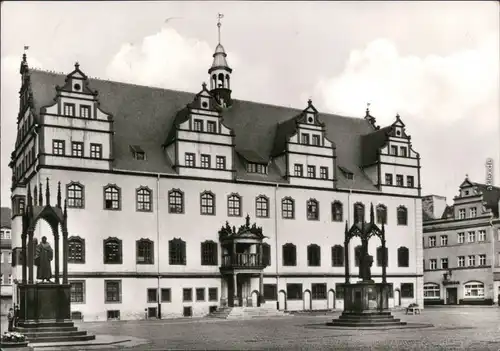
[55,62,97,96]
[187,82,221,113]
[296,99,324,128]
[388,114,409,139]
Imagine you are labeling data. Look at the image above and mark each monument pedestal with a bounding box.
[328,281,407,327]
[15,283,95,343]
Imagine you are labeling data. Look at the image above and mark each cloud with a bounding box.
[105,26,275,104]
[313,34,499,132]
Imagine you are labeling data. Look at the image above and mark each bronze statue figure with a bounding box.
[35,236,53,282]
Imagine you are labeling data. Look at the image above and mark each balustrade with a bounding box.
[221,253,263,268]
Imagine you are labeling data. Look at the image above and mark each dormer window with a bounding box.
[130,145,146,160]
[247,163,267,174]
[207,121,216,133]
[193,119,203,132]
[301,134,310,145]
[338,166,354,180]
[80,105,91,118]
[64,103,75,117]
[400,146,407,157]
[390,145,398,156]
[464,190,469,196]
[312,135,321,146]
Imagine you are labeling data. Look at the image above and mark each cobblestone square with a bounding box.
[52,307,500,350]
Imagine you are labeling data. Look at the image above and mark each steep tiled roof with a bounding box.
[29,69,379,191]
[441,205,454,219]
[360,126,391,166]
[0,207,11,228]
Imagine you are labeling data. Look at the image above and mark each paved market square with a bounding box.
[9,306,496,350]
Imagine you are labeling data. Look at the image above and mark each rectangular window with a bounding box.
[208,288,218,302]
[468,255,476,266]
[183,288,192,302]
[400,283,414,298]
[458,209,466,219]
[161,288,171,302]
[201,154,210,168]
[478,230,486,242]
[467,231,475,243]
[430,259,437,270]
[400,146,408,157]
[307,165,316,178]
[478,254,486,266]
[311,283,327,300]
[407,175,414,188]
[470,207,477,218]
[319,167,328,179]
[294,164,303,177]
[105,280,121,303]
[80,105,91,118]
[458,256,465,267]
[196,288,205,301]
[90,143,102,159]
[286,283,303,300]
[440,235,448,246]
[185,153,195,167]
[441,258,448,269]
[216,156,226,170]
[207,121,216,133]
[71,142,83,157]
[107,310,120,320]
[64,103,75,116]
[458,232,465,244]
[385,173,393,185]
[428,236,436,247]
[301,133,310,144]
[147,288,158,303]
[263,284,277,300]
[390,145,398,156]
[193,119,203,131]
[52,140,65,155]
[312,135,320,146]
[396,174,404,186]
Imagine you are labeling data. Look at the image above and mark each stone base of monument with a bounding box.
[15,283,95,343]
[327,281,407,328]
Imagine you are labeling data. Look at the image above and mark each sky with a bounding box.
[1,1,499,208]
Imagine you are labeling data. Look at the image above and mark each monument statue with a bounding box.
[34,236,53,282]
[360,254,373,281]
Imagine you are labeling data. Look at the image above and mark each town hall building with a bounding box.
[9,20,424,321]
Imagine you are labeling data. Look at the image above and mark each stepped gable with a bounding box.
[29,69,377,190]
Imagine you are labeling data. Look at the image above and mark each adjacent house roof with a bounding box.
[360,126,391,166]
[0,207,11,228]
[473,182,500,217]
[28,68,382,191]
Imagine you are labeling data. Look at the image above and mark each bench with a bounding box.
[405,304,421,315]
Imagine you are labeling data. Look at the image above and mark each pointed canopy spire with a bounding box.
[45,177,50,206]
[63,199,68,220]
[57,181,62,208]
[27,183,32,210]
[344,220,349,235]
[370,203,375,224]
[38,182,43,206]
[34,184,38,206]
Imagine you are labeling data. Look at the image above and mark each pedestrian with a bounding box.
[7,308,14,331]
[14,304,20,327]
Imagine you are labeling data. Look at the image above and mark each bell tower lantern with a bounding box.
[209,13,233,107]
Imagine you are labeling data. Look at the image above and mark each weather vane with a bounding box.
[217,13,224,44]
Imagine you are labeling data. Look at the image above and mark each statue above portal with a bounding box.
[35,236,53,283]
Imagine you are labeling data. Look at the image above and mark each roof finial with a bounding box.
[75,62,80,69]
[466,173,469,179]
[366,102,371,115]
[217,13,224,44]
[308,98,312,106]
[202,82,207,90]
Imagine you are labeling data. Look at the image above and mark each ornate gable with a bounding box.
[387,114,409,139]
[295,99,324,127]
[55,63,98,96]
[187,83,221,112]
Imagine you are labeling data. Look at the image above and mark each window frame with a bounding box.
[185,153,195,167]
[52,139,65,156]
[136,186,153,212]
[69,280,85,303]
[376,204,387,225]
[68,236,86,264]
[282,243,297,266]
[331,201,343,222]
[306,199,319,221]
[168,189,184,214]
[80,104,91,118]
[331,245,344,267]
[103,184,121,211]
[71,141,84,157]
[397,246,409,267]
[255,195,269,218]
[227,193,242,217]
[136,238,154,265]
[66,182,85,209]
[311,283,327,300]
[90,143,102,159]
[200,191,216,215]
[215,155,226,170]
[200,240,218,266]
[281,197,294,219]
[104,280,122,303]
[307,244,321,267]
[286,283,303,300]
[397,206,408,226]
[200,154,211,169]
[307,165,316,178]
[64,102,75,116]
[103,237,123,264]
[169,238,186,265]
[400,283,414,298]
[294,164,303,177]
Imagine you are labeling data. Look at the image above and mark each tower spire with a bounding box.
[217,13,224,44]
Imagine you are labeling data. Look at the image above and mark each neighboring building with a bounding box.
[423,177,500,305]
[1,207,13,315]
[8,21,424,321]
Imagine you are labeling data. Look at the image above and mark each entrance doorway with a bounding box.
[446,288,458,305]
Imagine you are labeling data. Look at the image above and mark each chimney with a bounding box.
[422,195,448,220]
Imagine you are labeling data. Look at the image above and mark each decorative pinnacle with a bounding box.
[75,62,80,69]
[202,82,207,89]
[307,98,312,106]
[34,185,38,206]
[217,13,224,44]
[27,183,32,209]
[45,177,50,206]
[366,102,371,115]
[63,199,68,219]
[370,203,375,224]
[38,182,43,206]
[57,181,62,208]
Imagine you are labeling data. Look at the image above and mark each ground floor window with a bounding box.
[311,283,327,300]
[287,283,303,300]
[263,284,277,300]
[423,283,440,298]
[400,283,414,298]
[107,310,120,320]
[463,282,484,298]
